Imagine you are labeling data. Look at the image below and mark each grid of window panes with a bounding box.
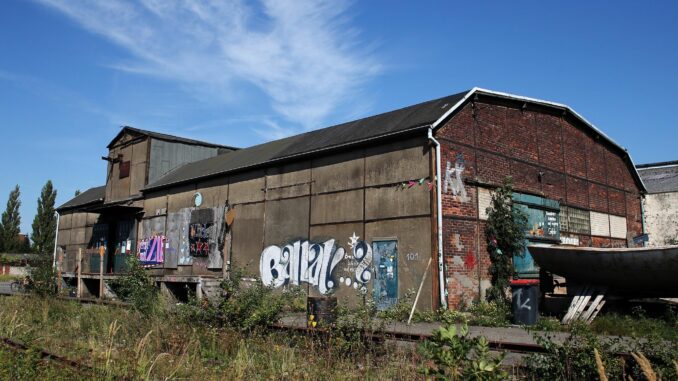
[559,206,591,235]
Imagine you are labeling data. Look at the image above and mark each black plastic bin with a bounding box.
[307,296,337,328]
[510,279,539,325]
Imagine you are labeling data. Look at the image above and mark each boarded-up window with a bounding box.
[590,211,611,237]
[610,215,627,239]
[560,206,591,235]
[119,161,130,178]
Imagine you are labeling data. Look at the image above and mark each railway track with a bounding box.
[0,336,95,375]
[0,290,553,359]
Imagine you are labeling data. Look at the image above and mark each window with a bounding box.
[119,160,130,179]
[560,206,591,235]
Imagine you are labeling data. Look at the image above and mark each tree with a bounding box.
[0,185,22,253]
[74,189,81,197]
[31,180,58,255]
[485,178,528,306]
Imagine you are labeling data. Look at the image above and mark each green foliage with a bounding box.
[525,322,623,380]
[331,296,382,356]
[31,180,57,255]
[218,274,290,331]
[28,257,57,297]
[438,301,510,328]
[419,323,508,380]
[178,269,305,332]
[591,306,678,342]
[484,178,527,307]
[0,185,23,253]
[109,256,159,314]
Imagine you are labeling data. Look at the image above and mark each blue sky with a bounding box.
[1,1,677,235]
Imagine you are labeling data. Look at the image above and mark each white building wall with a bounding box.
[642,192,678,246]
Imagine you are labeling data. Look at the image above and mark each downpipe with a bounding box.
[52,211,60,270]
[428,128,448,310]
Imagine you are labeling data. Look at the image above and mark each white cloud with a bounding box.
[36,0,381,135]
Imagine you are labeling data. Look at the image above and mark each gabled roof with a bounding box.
[637,161,678,194]
[143,91,469,190]
[57,186,106,212]
[143,88,646,193]
[107,126,239,150]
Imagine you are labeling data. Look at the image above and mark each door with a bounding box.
[512,194,560,278]
[372,239,398,310]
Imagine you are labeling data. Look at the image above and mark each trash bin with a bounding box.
[307,296,337,328]
[510,279,539,325]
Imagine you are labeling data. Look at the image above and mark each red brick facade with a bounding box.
[434,98,644,308]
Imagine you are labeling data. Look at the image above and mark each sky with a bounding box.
[1,1,677,235]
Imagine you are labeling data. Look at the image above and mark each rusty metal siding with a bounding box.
[148,139,220,184]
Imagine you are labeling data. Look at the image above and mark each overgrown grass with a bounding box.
[590,306,678,342]
[0,295,423,380]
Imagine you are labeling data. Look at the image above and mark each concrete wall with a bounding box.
[131,136,435,309]
[435,98,645,307]
[643,192,678,246]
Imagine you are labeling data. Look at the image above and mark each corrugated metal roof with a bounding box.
[143,91,469,190]
[107,126,239,150]
[142,88,646,193]
[637,163,678,193]
[57,186,106,211]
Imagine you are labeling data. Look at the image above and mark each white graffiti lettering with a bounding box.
[444,153,469,202]
[260,238,374,294]
[260,239,345,294]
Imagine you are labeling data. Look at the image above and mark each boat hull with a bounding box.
[527,245,678,297]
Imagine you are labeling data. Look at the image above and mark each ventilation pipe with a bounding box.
[428,128,448,310]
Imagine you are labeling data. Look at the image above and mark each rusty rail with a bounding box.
[0,336,94,374]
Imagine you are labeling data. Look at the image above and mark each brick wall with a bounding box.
[435,98,644,308]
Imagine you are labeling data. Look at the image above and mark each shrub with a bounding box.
[485,178,527,308]
[419,323,508,380]
[524,322,623,380]
[109,256,159,314]
[28,257,57,297]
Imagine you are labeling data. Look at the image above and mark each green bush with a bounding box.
[524,322,623,380]
[109,256,159,314]
[419,323,508,380]
[28,257,57,297]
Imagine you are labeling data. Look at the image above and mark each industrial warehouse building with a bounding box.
[55,88,646,310]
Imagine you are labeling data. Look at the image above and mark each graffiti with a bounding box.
[454,233,464,251]
[463,250,476,270]
[260,239,346,294]
[138,235,165,265]
[189,223,213,257]
[444,153,469,202]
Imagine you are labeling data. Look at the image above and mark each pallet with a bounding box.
[562,285,606,324]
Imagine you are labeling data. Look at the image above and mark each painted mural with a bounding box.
[260,234,399,301]
[444,153,469,202]
[141,204,228,269]
[138,235,165,265]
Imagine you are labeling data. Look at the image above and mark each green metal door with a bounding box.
[512,194,560,278]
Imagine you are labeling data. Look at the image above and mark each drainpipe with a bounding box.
[428,128,448,310]
[52,211,60,270]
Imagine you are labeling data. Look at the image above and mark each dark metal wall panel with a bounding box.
[148,139,219,184]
